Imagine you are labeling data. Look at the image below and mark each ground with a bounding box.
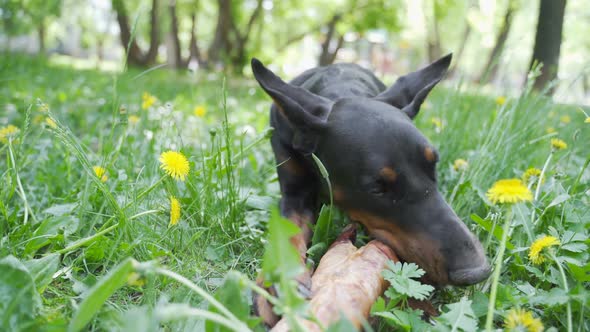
[1,54,589,331]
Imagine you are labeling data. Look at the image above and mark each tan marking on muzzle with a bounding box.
[424,147,437,163]
[279,158,305,175]
[332,185,345,203]
[380,167,398,182]
[287,212,313,260]
[347,209,448,285]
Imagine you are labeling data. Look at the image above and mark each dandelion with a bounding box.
[33,114,44,124]
[159,150,190,181]
[453,159,468,171]
[92,166,108,182]
[142,92,157,110]
[128,115,140,125]
[585,117,590,123]
[545,127,556,134]
[522,167,544,184]
[127,272,146,287]
[504,308,544,332]
[194,105,207,117]
[559,115,571,124]
[0,124,20,144]
[169,196,181,226]
[486,179,533,204]
[550,138,567,150]
[430,117,443,131]
[45,117,57,129]
[495,96,506,106]
[529,235,560,265]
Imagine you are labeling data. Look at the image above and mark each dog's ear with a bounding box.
[252,58,333,153]
[375,53,452,119]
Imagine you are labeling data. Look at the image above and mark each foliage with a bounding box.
[0,53,589,331]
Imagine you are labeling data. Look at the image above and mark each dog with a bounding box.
[251,54,491,326]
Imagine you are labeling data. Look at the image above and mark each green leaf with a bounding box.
[0,256,40,332]
[529,288,569,307]
[325,317,358,332]
[68,257,136,332]
[470,214,514,250]
[309,205,333,262]
[25,215,79,254]
[23,253,60,293]
[206,271,251,332]
[434,297,478,332]
[382,261,434,301]
[568,262,590,282]
[373,308,428,331]
[262,208,303,282]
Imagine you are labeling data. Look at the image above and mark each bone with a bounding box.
[270,225,399,332]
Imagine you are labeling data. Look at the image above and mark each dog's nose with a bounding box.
[448,262,491,286]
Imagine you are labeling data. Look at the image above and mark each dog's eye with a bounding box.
[370,177,406,203]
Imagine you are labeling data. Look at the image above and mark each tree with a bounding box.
[207,0,264,71]
[112,0,160,67]
[0,0,62,52]
[528,0,567,94]
[478,0,517,83]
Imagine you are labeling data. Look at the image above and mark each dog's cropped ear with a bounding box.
[251,58,333,153]
[375,53,452,119]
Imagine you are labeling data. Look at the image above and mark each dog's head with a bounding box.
[251,55,490,286]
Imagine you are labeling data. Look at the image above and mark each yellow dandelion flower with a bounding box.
[486,179,533,204]
[545,127,556,134]
[522,167,544,184]
[128,115,140,125]
[45,117,57,129]
[550,138,567,150]
[585,117,590,123]
[559,115,571,124]
[0,124,20,144]
[194,105,207,117]
[495,96,506,106]
[127,272,145,287]
[453,159,468,171]
[92,166,108,183]
[529,235,560,265]
[142,92,157,110]
[33,114,44,124]
[431,117,443,130]
[169,196,181,226]
[505,308,544,332]
[159,150,190,181]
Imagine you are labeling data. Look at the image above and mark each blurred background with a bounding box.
[1,0,588,104]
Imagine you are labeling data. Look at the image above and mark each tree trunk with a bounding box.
[37,20,45,53]
[143,0,160,65]
[168,0,183,68]
[426,1,442,62]
[478,1,516,83]
[528,0,567,94]
[318,14,342,66]
[208,0,233,67]
[188,12,204,67]
[231,0,263,70]
[112,0,145,66]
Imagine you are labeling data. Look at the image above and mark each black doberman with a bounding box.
[251,54,491,326]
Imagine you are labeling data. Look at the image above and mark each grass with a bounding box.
[1,53,589,331]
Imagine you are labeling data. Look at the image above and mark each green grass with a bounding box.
[1,53,589,331]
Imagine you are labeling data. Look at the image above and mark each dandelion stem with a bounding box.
[56,223,119,254]
[550,251,572,332]
[485,206,512,331]
[7,139,37,224]
[133,176,166,203]
[531,152,552,225]
[154,267,249,331]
